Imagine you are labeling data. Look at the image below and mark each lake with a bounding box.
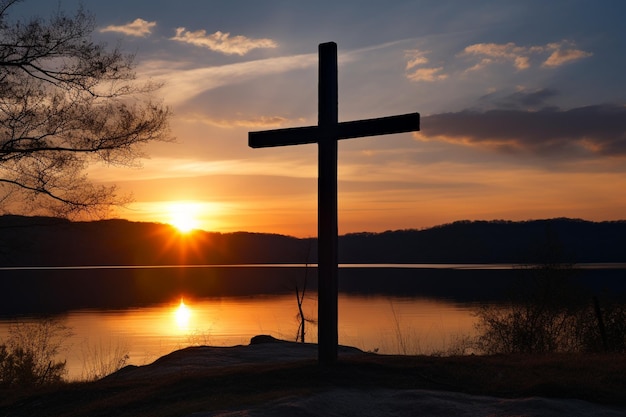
[0,294,479,380]
[1,263,624,380]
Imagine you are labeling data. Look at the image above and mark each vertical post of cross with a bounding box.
[317,42,339,364]
[248,41,419,366]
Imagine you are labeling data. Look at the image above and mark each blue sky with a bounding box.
[13,0,626,236]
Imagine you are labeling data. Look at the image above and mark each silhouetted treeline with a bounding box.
[1,216,625,266]
[0,216,309,266]
[340,218,626,263]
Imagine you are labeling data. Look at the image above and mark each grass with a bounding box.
[79,338,131,381]
[1,351,624,417]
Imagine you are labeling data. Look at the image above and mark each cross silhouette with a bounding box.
[249,42,420,364]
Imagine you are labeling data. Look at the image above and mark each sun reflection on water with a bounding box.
[174,298,192,330]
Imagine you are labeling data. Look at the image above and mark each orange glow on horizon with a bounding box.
[110,165,626,238]
[118,200,237,233]
[168,202,202,233]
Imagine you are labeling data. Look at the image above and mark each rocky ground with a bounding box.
[2,336,625,417]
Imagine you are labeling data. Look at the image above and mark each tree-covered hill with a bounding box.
[1,216,625,266]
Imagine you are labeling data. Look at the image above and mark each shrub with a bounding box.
[0,318,72,389]
[474,266,626,354]
[573,296,626,353]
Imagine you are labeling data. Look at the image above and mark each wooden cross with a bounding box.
[249,42,420,364]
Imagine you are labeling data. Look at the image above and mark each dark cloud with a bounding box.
[421,104,626,157]
[477,89,560,110]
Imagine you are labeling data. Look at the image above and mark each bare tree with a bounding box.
[0,0,171,217]
[295,240,316,343]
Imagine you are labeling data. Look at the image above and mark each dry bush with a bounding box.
[474,265,626,354]
[80,338,130,381]
[0,318,72,388]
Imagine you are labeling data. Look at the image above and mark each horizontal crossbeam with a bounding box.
[249,112,420,148]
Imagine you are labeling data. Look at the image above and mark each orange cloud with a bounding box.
[543,48,593,67]
[100,18,156,37]
[171,28,277,55]
[405,49,430,70]
[404,49,447,82]
[463,42,537,70]
[462,41,591,71]
[406,67,448,82]
[181,114,288,128]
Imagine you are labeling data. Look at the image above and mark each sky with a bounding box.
[14,0,626,237]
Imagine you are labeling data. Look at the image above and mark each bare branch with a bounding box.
[0,1,172,217]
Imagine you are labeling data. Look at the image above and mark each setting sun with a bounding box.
[168,202,201,233]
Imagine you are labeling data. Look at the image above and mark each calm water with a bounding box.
[0,294,479,380]
[1,263,623,380]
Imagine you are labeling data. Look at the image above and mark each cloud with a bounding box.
[406,67,448,82]
[405,40,591,82]
[181,114,289,128]
[461,41,592,71]
[100,18,156,37]
[405,49,430,70]
[404,49,448,82]
[477,88,560,111]
[138,53,318,105]
[171,28,277,55]
[418,104,626,158]
[462,42,537,70]
[90,155,318,183]
[543,47,593,68]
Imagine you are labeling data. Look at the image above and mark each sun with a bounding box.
[168,202,201,233]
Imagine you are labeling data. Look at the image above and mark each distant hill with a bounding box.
[340,218,626,264]
[1,215,626,266]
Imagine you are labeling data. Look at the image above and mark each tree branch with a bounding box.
[0,1,172,216]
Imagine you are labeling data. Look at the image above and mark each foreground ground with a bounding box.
[1,337,625,417]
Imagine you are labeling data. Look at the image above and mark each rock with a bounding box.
[250,335,284,344]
